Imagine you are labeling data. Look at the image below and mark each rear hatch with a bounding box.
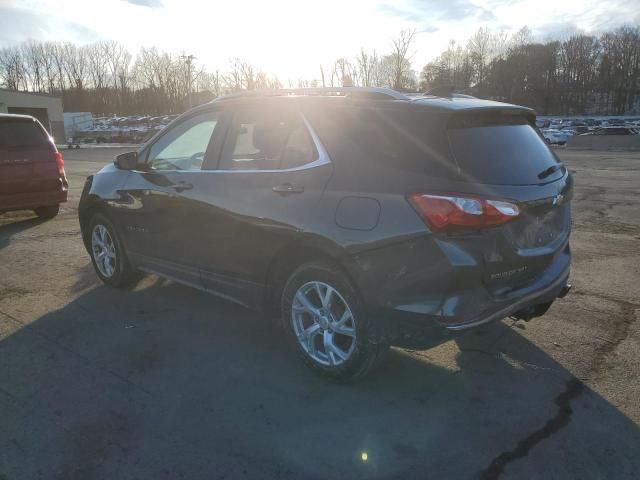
[445,109,572,293]
[0,116,60,197]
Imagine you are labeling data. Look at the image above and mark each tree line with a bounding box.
[1,26,639,116]
[0,31,416,115]
[421,26,640,115]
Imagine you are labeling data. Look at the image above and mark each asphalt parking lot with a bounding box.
[1,147,639,480]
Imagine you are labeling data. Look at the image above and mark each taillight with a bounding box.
[54,151,65,176]
[407,193,520,232]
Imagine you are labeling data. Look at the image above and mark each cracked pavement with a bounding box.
[0,148,639,479]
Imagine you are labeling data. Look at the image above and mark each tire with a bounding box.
[281,261,388,382]
[88,213,137,288]
[34,204,59,219]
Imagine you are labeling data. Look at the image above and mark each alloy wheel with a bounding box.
[291,281,357,366]
[91,224,117,278]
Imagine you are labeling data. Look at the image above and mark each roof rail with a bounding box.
[212,87,410,102]
[423,85,476,99]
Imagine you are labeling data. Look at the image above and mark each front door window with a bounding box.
[147,112,220,171]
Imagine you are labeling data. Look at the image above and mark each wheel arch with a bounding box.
[79,197,115,254]
[263,236,361,317]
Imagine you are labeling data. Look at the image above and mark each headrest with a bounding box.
[252,119,289,159]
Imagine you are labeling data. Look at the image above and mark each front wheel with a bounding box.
[281,261,387,382]
[88,213,137,288]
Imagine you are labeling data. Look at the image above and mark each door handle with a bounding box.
[170,182,193,192]
[272,183,304,194]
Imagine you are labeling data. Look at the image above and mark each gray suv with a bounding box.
[79,87,572,381]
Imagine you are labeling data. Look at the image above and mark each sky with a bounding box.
[1,0,639,82]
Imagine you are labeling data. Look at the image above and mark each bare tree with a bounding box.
[196,70,223,97]
[558,34,601,114]
[0,46,26,90]
[239,60,256,90]
[22,40,47,91]
[50,42,67,92]
[599,26,640,114]
[389,29,416,90]
[41,42,59,93]
[420,40,473,91]
[356,49,379,87]
[509,26,532,52]
[62,42,89,91]
[331,57,356,86]
[467,27,496,94]
[225,57,244,91]
[87,43,109,90]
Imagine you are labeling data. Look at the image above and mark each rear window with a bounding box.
[447,113,563,185]
[0,118,49,148]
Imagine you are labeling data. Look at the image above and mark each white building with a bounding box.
[0,88,64,141]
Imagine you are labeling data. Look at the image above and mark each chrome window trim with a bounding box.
[140,113,331,175]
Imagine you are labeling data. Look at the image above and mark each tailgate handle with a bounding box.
[272,183,304,195]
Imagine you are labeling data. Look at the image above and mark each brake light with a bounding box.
[407,193,520,232]
[54,151,65,176]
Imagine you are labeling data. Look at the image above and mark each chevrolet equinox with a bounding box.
[79,87,572,381]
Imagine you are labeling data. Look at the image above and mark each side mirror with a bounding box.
[115,151,139,170]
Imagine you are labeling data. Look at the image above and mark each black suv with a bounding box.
[79,87,572,381]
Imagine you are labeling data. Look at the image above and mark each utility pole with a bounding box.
[181,54,196,108]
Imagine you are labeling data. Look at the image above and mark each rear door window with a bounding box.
[218,108,317,171]
[0,118,49,148]
[447,113,563,185]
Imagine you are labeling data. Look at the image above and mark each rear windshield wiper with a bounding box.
[538,163,564,180]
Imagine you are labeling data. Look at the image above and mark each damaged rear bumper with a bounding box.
[373,266,571,348]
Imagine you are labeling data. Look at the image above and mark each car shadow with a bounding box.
[0,279,638,480]
[0,214,45,250]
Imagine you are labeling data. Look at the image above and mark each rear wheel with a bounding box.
[34,204,59,219]
[281,261,387,382]
[88,213,137,288]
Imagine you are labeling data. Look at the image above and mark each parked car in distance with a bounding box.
[79,87,572,381]
[582,126,638,135]
[561,125,589,135]
[0,114,68,219]
[542,128,573,145]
